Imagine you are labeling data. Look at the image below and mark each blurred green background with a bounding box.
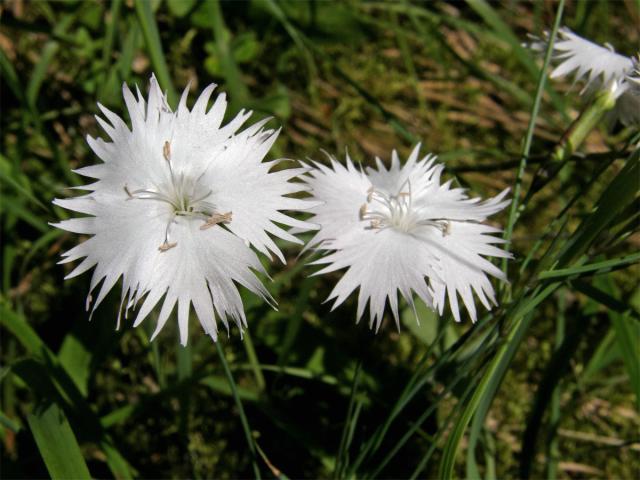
[1,0,639,478]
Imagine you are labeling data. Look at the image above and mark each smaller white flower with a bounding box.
[528,27,640,126]
[627,57,640,96]
[301,146,511,331]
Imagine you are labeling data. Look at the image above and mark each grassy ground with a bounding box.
[1,1,639,478]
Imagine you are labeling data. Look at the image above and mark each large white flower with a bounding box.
[528,27,640,126]
[302,146,511,331]
[53,75,313,344]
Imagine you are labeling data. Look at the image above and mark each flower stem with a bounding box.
[216,342,262,479]
[242,330,266,392]
[551,87,618,162]
[501,0,565,294]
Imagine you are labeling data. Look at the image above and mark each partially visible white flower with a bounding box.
[301,146,511,331]
[627,57,640,96]
[528,27,640,126]
[53,75,313,345]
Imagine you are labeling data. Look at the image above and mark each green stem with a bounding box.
[242,330,266,392]
[216,342,262,479]
[551,88,618,162]
[502,0,565,284]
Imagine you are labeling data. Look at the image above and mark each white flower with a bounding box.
[528,27,640,126]
[53,75,313,345]
[627,57,640,96]
[301,146,511,331]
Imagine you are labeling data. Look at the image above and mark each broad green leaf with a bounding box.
[3,309,135,479]
[58,334,93,397]
[27,402,91,480]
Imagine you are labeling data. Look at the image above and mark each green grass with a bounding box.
[1,1,639,478]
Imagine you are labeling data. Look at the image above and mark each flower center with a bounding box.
[124,141,232,252]
[359,182,449,235]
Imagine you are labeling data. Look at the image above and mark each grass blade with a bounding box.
[572,281,640,320]
[465,0,568,117]
[27,401,91,480]
[216,342,262,479]
[557,149,640,267]
[502,0,565,281]
[519,305,584,479]
[546,294,566,480]
[134,0,177,103]
[538,252,640,280]
[438,311,535,479]
[0,45,26,106]
[334,361,362,479]
[597,277,640,409]
[26,41,59,112]
[206,0,250,111]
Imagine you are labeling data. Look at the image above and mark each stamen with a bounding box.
[200,211,233,230]
[158,241,177,252]
[122,154,223,250]
[360,182,450,234]
[366,186,374,202]
[359,204,368,220]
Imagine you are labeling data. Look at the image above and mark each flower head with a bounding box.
[528,27,639,126]
[627,57,640,96]
[302,146,511,331]
[53,75,312,344]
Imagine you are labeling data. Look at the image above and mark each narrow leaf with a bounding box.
[27,402,91,480]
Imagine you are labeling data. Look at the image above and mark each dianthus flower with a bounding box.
[302,146,511,330]
[53,75,312,344]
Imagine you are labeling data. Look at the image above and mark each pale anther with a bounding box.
[200,211,233,230]
[359,204,368,220]
[158,241,177,252]
[163,141,171,162]
[366,186,374,202]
